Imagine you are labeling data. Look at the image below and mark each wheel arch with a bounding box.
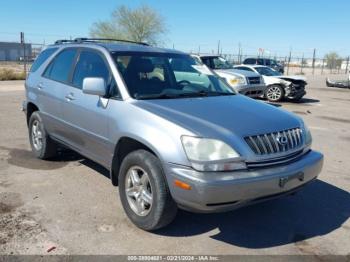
[26,102,40,126]
[110,136,161,186]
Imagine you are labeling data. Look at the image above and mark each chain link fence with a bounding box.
[215,53,349,76]
[1,40,349,77]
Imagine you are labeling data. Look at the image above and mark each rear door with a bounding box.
[38,48,78,139]
[61,48,115,166]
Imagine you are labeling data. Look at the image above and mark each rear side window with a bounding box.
[43,49,77,83]
[30,48,58,73]
[257,59,264,65]
[244,58,256,64]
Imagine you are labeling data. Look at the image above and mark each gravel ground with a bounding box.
[0,75,349,256]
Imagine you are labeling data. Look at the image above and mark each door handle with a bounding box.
[65,93,75,101]
[37,82,44,90]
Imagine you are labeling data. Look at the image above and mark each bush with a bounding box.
[0,69,26,81]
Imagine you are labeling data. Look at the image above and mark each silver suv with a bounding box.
[23,38,323,231]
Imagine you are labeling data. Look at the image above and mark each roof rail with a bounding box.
[74,38,149,46]
[54,39,75,45]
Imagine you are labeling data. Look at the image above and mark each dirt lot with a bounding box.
[0,76,349,256]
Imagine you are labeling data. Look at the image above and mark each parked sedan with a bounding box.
[234,65,307,102]
[326,76,350,89]
[191,55,266,98]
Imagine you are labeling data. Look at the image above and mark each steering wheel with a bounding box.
[177,80,191,87]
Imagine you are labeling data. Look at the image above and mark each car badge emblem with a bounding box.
[276,134,288,146]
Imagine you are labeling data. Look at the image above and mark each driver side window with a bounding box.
[72,50,120,98]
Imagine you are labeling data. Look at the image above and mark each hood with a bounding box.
[274,75,307,81]
[215,69,260,78]
[132,95,301,139]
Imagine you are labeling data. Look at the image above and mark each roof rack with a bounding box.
[54,38,149,46]
[54,39,75,45]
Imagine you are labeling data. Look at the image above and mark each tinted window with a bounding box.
[72,51,110,89]
[243,58,256,64]
[30,48,58,72]
[44,49,77,83]
[200,57,213,68]
[257,59,264,65]
[265,59,271,66]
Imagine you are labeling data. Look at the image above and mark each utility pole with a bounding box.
[238,42,241,64]
[312,48,316,75]
[20,32,27,75]
[345,56,349,74]
[198,45,200,54]
[321,59,325,75]
[287,50,292,75]
[217,40,220,55]
[300,53,304,74]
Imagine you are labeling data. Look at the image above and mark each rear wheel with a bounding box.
[118,150,177,231]
[265,84,285,102]
[29,111,57,159]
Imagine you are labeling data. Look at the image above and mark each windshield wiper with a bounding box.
[135,91,235,100]
[135,93,178,100]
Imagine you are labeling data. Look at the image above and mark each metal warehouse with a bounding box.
[0,42,32,61]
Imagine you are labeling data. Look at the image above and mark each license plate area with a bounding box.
[279,172,304,188]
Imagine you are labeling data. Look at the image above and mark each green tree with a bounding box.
[90,5,167,46]
[324,52,342,69]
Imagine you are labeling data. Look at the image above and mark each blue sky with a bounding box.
[0,0,349,58]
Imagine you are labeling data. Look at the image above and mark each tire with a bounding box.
[28,111,57,159]
[265,84,285,102]
[118,149,177,231]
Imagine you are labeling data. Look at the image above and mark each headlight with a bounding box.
[302,123,312,146]
[181,136,246,171]
[228,76,245,86]
[280,79,291,86]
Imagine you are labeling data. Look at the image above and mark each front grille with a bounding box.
[247,77,261,85]
[245,128,303,155]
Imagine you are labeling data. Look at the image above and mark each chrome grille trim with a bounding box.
[245,128,303,155]
[246,149,307,168]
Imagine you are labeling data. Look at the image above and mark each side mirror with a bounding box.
[82,77,106,97]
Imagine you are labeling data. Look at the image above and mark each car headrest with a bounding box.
[129,58,155,73]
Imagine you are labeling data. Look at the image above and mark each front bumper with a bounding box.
[286,84,306,99]
[164,150,323,213]
[234,84,266,98]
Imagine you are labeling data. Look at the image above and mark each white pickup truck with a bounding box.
[191,54,266,98]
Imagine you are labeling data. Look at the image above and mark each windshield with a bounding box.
[255,66,282,76]
[112,52,235,99]
[202,56,234,70]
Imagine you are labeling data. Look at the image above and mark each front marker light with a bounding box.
[181,136,246,171]
[303,124,312,146]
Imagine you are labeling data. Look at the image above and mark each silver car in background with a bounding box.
[191,54,266,98]
[23,38,323,231]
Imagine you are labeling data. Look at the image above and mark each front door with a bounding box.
[61,49,114,167]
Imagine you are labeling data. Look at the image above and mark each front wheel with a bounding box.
[265,84,285,102]
[29,111,57,159]
[118,150,177,231]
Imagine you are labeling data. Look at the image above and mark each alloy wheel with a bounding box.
[125,166,153,216]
